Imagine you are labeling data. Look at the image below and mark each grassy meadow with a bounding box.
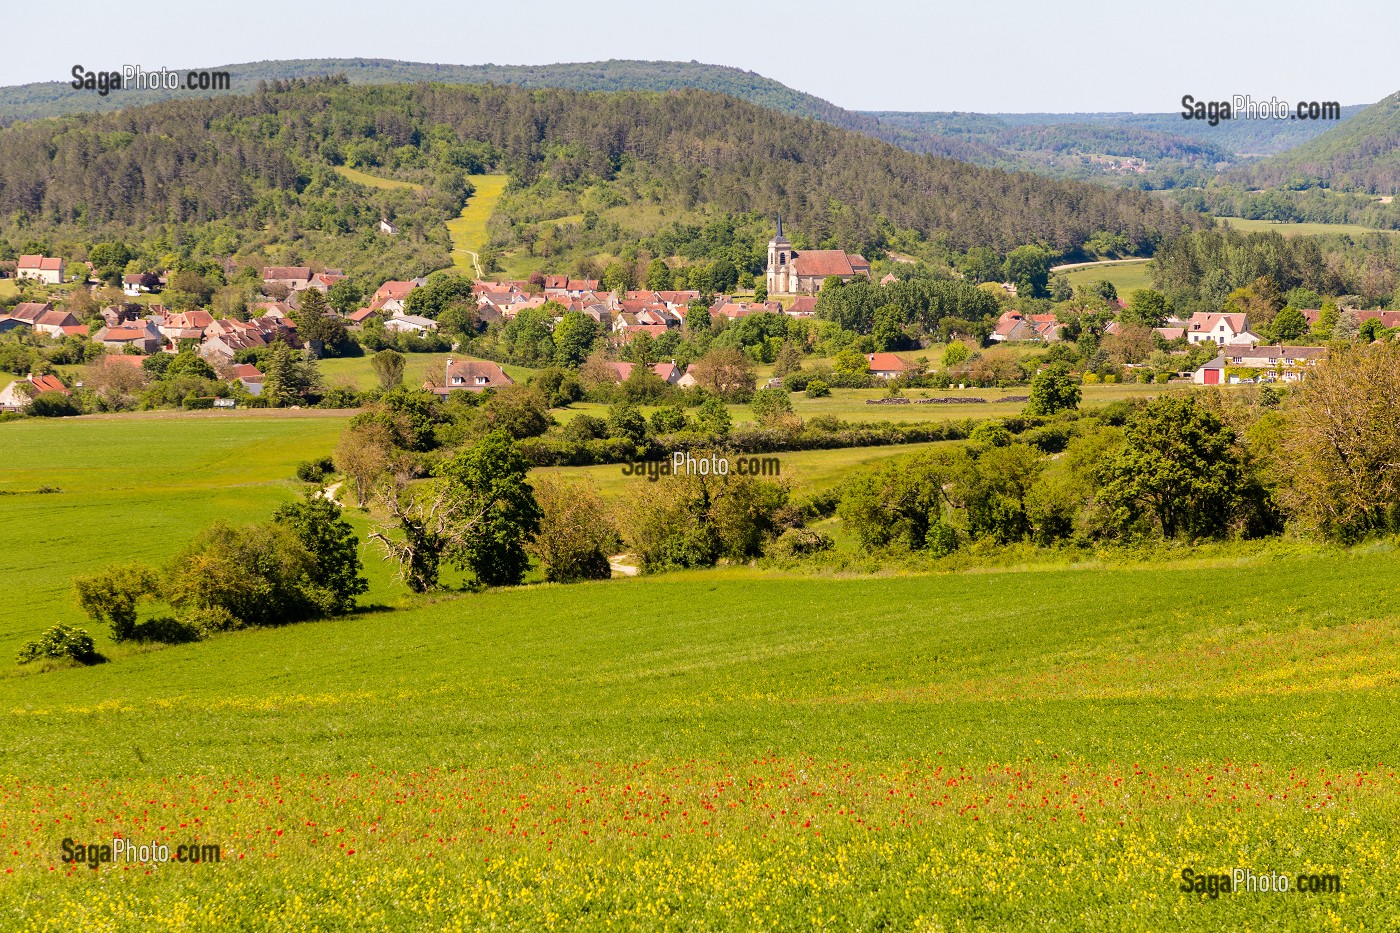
[1054,258,1155,295]
[2,542,1399,928]
[446,174,510,274]
[1,394,1394,929]
[1218,216,1396,238]
[332,166,424,192]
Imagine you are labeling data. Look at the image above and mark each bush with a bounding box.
[128,616,204,644]
[969,420,1013,447]
[17,625,98,665]
[1082,372,1101,385]
[27,392,80,417]
[296,457,335,483]
[804,380,831,399]
[1154,372,1170,384]
[768,527,835,559]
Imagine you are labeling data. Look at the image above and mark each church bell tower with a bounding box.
[766,215,790,295]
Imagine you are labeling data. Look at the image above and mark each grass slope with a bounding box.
[332,165,424,192]
[1218,216,1396,237]
[0,413,356,652]
[446,174,509,273]
[2,549,1399,927]
[1055,258,1156,295]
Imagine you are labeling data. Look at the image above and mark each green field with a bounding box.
[0,412,357,652]
[3,402,1395,929]
[319,352,540,390]
[1218,216,1396,238]
[1055,258,1155,295]
[332,166,424,192]
[2,533,1398,927]
[446,174,510,274]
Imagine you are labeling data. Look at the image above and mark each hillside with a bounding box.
[1225,90,1400,194]
[0,78,1203,274]
[0,58,991,163]
[3,58,1367,186]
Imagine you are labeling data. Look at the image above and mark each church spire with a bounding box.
[776,213,783,238]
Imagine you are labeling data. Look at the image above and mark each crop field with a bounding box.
[1055,258,1155,295]
[2,542,1399,928]
[446,174,510,273]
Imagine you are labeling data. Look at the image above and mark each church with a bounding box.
[766,218,871,295]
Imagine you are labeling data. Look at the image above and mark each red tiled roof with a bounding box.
[262,266,312,282]
[29,374,68,395]
[866,353,907,372]
[791,250,856,277]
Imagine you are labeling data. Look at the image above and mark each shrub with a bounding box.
[296,457,335,483]
[768,527,835,559]
[803,379,831,398]
[1154,372,1170,384]
[128,616,203,644]
[969,420,1013,447]
[17,625,98,665]
[27,392,80,417]
[529,476,619,583]
[1082,372,1101,385]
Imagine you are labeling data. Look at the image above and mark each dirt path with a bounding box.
[608,555,640,577]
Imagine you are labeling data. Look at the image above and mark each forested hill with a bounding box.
[0,58,989,163]
[1223,91,1400,194]
[0,78,1202,267]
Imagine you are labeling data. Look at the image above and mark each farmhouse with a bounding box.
[765,219,870,294]
[1193,345,1326,385]
[0,373,69,411]
[866,353,908,379]
[262,266,313,291]
[16,255,64,285]
[430,358,513,395]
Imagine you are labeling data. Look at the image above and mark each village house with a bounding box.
[122,273,161,296]
[600,361,684,385]
[378,218,399,236]
[0,373,69,412]
[1193,345,1327,385]
[383,314,439,336]
[1185,312,1257,347]
[31,309,81,338]
[430,358,513,395]
[370,280,420,314]
[765,219,870,294]
[230,363,266,395]
[261,266,314,292]
[16,255,65,285]
[866,353,908,379]
[990,311,1061,343]
[785,296,819,318]
[93,321,162,354]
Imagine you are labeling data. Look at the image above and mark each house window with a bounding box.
[451,377,463,385]
[475,376,488,385]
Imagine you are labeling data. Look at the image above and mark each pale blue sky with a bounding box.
[8,0,1396,112]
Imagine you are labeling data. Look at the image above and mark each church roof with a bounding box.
[792,250,859,277]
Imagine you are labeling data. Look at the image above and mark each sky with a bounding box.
[7,0,1397,113]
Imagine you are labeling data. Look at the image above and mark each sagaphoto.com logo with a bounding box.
[1181,94,1341,126]
[71,65,232,97]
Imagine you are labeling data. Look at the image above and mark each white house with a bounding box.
[16,255,64,285]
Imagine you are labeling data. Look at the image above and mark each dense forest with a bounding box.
[1,58,1373,189]
[1149,226,1400,313]
[0,77,1203,278]
[1223,91,1400,195]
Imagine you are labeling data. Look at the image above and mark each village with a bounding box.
[0,226,1358,412]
